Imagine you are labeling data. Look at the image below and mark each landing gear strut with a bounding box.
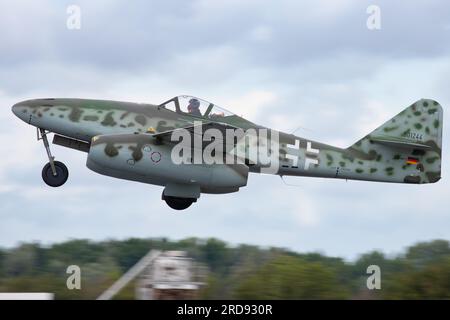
[162,192,195,210]
[38,128,69,187]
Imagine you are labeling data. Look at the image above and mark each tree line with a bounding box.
[0,238,448,299]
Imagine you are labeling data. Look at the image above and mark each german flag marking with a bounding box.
[406,157,419,165]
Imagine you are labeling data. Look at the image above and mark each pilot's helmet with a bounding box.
[189,98,200,109]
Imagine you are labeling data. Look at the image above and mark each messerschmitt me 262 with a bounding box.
[12,95,443,210]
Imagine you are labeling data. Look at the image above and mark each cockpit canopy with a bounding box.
[159,95,235,119]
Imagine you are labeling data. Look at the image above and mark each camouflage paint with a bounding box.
[12,97,443,194]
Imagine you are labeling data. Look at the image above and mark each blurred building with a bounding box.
[97,250,205,300]
[136,251,204,300]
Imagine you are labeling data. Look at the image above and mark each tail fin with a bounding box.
[349,99,443,184]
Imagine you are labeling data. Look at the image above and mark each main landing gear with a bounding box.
[38,128,69,187]
[162,192,196,210]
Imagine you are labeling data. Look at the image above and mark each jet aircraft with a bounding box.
[12,95,443,210]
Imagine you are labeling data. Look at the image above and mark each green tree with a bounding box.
[201,238,231,273]
[384,257,450,299]
[234,255,350,299]
[405,240,450,269]
[3,243,42,276]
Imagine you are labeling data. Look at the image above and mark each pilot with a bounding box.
[187,98,202,116]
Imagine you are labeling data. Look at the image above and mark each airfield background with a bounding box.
[0,238,448,299]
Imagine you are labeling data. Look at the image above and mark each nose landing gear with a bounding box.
[38,128,69,187]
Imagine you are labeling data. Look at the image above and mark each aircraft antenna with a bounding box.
[290,126,314,135]
[279,175,304,188]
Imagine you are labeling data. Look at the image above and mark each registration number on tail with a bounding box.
[402,132,423,140]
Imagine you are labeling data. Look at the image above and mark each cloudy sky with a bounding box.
[0,0,449,260]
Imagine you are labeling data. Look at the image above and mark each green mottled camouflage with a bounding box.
[13,97,443,185]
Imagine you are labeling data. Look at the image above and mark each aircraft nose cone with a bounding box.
[12,101,30,122]
[11,103,19,116]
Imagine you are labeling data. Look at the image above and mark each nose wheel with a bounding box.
[42,161,69,187]
[38,128,69,187]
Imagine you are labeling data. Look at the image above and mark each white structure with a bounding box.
[97,250,204,300]
[0,293,54,300]
[136,251,204,300]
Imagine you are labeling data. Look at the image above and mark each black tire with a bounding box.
[163,194,195,210]
[42,161,69,187]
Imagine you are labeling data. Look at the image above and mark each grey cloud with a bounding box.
[0,0,449,259]
[2,0,450,74]
[2,0,450,96]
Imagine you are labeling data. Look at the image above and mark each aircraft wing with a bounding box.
[149,121,242,147]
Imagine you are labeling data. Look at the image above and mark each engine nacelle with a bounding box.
[86,133,248,194]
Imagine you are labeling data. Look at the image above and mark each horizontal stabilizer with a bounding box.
[370,137,432,150]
